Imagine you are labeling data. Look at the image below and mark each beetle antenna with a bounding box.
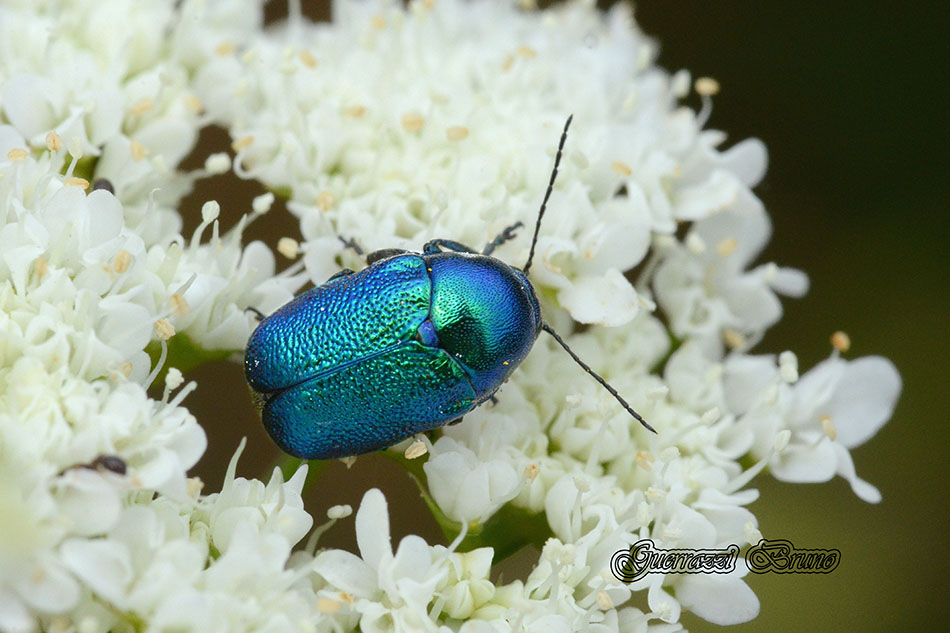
[523,115,572,276]
[541,322,656,433]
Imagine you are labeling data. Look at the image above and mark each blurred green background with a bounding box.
[179,1,948,631]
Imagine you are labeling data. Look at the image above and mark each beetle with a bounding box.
[60,454,127,476]
[245,116,654,460]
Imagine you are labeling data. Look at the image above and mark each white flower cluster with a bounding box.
[193,0,900,630]
[1,0,248,245]
[0,0,901,632]
[0,1,303,631]
[312,487,673,633]
[195,0,777,327]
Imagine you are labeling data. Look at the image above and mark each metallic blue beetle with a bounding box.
[245,117,654,460]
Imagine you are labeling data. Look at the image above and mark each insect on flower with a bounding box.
[61,454,128,476]
[245,116,654,460]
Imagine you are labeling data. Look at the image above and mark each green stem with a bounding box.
[144,336,235,388]
[69,155,98,182]
[272,453,328,497]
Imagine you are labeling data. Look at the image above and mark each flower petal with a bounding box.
[647,579,681,623]
[1,74,57,139]
[313,549,379,599]
[825,356,901,448]
[719,137,768,187]
[558,269,640,326]
[60,538,133,606]
[771,438,837,483]
[356,488,392,571]
[832,443,882,503]
[676,571,759,625]
[0,590,32,633]
[12,556,79,614]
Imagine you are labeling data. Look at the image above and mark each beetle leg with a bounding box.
[366,248,408,265]
[338,235,365,256]
[488,394,499,406]
[423,239,478,255]
[245,306,266,322]
[326,268,356,282]
[340,233,408,266]
[447,417,464,426]
[482,221,524,256]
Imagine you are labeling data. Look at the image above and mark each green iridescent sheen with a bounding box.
[428,252,541,395]
[245,251,542,460]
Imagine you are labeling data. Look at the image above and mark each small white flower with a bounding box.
[433,547,495,620]
[313,489,450,633]
[654,195,808,353]
[774,353,901,502]
[0,0,204,246]
[203,442,313,551]
[721,349,900,502]
[424,437,520,524]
